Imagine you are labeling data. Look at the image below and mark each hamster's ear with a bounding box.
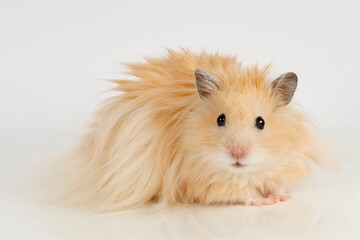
[195,68,219,99]
[272,72,298,106]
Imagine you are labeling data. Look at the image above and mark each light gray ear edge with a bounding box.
[194,68,219,99]
[272,72,298,87]
[272,72,298,106]
[194,68,207,76]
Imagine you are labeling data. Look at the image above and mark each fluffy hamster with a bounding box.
[61,49,337,211]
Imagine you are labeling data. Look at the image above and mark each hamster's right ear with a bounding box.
[195,68,219,99]
[272,72,298,107]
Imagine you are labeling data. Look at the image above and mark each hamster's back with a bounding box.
[61,49,239,211]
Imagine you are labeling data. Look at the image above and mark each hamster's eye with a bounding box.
[217,114,226,127]
[255,116,265,130]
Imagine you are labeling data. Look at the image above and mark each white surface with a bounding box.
[1,0,360,239]
[0,130,359,240]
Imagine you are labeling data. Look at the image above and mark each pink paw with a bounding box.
[267,193,290,202]
[245,193,290,207]
[245,197,276,206]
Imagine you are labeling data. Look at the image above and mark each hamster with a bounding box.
[60,49,337,211]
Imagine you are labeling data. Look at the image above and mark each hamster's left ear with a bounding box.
[195,68,219,99]
[272,72,298,106]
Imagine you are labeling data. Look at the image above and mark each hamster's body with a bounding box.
[63,49,331,211]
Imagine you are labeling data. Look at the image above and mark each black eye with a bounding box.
[217,114,226,127]
[255,116,265,130]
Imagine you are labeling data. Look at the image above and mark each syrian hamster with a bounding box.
[61,49,337,211]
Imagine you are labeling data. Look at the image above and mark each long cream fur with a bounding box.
[59,49,337,211]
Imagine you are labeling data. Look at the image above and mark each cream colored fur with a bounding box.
[59,49,337,211]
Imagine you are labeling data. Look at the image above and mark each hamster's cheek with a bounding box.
[203,148,228,167]
[244,149,269,170]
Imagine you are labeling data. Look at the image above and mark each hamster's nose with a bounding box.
[230,144,247,160]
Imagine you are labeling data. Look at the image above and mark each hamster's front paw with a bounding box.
[267,192,290,202]
[245,197,277,206]
[244,192,290,207]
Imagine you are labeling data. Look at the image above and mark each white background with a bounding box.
[1,0,360,239]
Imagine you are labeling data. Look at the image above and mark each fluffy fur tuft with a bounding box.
[59,49,338,211]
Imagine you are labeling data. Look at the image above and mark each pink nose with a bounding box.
[230,145,246,159]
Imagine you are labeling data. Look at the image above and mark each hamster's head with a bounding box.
[191,67,301,174]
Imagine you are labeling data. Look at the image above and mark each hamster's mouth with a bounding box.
[231,162,245,168]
